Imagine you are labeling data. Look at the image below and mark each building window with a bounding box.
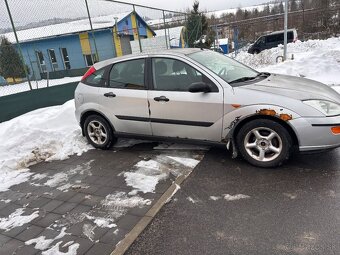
[36,51,47,73]
[48,49,58,71]
[84,54,98,67]
[125,19,128,25]
[61,48,71,70]
[138,21,141,27]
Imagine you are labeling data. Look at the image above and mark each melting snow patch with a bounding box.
[153,143,210,150]
[25,227,69,250]
[123,155,202,195]
[166,184,181,204]
[114,139,151,148]
[223,194,250,201]
[42,241,79,255]
[209,196,222,201]
[0,208,39,231]
[187,196,199,204]
[0,169,33,192]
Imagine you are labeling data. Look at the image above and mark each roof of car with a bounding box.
[94,48,203,69]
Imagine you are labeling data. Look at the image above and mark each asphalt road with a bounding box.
[127,147,340,255]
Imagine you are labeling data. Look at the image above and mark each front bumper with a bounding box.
[290,115,340,152]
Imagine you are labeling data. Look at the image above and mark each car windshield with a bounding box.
[189,50,260,86]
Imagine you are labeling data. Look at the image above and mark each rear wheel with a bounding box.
[84,115,116,149]
[236,119,292,168]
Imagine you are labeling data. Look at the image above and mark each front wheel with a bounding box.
[236,119,292,168]
[84,115,116,149]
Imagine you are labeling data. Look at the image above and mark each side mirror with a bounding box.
[188,82,211,93]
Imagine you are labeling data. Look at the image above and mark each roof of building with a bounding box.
[154,26,184,47]
[1,11,155,43]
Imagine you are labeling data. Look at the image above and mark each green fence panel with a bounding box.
[0,82,78,123]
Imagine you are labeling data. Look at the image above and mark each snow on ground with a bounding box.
[209,194,250,201]
[122,154,202,195]
[0,76,82,97]
[0,208,39,231]
[0,100,92,191]
[233,37,340,89]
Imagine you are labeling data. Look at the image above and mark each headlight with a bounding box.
[303,100,340,116]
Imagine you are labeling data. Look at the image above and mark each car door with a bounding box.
[147,57,224,142]
[98,58,152,135]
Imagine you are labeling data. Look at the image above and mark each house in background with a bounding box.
[1,11,155,80]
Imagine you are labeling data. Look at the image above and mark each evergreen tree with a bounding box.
[290,0,298,11]
[185,1,214,48]
[0,37,26,82]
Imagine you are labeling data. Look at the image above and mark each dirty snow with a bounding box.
[234,37,340,89]
[166,184,181,203]
[0,208,39,231]
[123,155,202,195]
[153,143,209,150]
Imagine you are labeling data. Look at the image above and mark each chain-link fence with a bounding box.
[208,2,340,56]
[0,0,189,97]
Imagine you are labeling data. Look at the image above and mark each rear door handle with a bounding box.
[154,96,169,102]
[104,92,116,98]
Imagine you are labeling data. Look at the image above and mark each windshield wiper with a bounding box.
[229,76,257,84]
[229,72,271,84]
[256,72,271,77]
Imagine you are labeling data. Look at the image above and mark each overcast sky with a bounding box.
[118,0,269,11]
[0,0,269,30]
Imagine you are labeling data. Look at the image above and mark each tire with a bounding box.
[84,115,117,149]
[236,119,292,168]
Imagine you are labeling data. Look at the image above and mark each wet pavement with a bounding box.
[127,147,340,255]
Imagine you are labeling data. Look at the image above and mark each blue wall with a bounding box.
[17,13,153,80]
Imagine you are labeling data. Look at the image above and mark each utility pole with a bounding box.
[4,0,32,90]
[85,0,99,61]
[284,0,288,61]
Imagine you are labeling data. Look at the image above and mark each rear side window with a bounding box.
[109,59,145,89]
[83,68,106,87]
[152,58,218,92]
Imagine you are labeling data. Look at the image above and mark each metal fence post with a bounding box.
[284,0,288,61]
[133,5,143,53]
[85,0,100,61]
[163,10,169,49]
[4,0,32,90]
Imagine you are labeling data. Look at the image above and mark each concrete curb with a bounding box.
[110,172,191,255]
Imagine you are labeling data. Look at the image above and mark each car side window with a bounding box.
[109,59,145,89]
[83,68,106,87]
[152,58,218,92]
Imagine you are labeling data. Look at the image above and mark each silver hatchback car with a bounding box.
[75,49,340,167]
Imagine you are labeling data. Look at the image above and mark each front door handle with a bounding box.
[154,96,169,102]
[104,92,116,98]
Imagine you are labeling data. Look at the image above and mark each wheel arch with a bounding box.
[80,110,115,136]
[233,115,299,147]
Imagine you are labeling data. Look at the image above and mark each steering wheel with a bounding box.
[218,67,227,77]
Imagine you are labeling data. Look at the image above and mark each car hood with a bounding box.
[243,74,340,103]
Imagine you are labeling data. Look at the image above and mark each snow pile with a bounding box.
[0,100,91,169]
[234,37,340,87]
[0,208,39,231]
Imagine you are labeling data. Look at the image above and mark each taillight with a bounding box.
[81,66,96,82]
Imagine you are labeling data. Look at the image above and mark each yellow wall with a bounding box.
[147,28,153,38]
[180,27,186,48]
[113,26,123,57]
[79,32,91,55]
[6,77,22,83]
[131,13,139,41]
